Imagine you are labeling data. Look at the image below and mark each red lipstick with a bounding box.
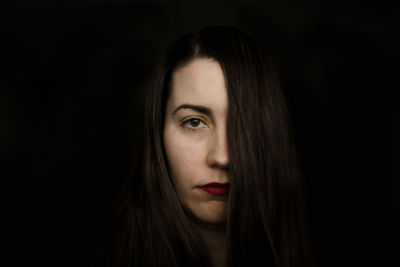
[199,182,229,196]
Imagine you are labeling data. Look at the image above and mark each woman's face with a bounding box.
[164,58,230,224]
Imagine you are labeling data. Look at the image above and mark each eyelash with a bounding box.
[182,118,207,131]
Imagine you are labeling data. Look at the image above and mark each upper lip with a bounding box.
[199,182,230,187]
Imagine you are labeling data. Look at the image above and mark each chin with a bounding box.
[189,204,228,226]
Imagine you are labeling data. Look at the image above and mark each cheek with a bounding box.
[164,128,206,187]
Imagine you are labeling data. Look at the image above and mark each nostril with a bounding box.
[208,153,229,169]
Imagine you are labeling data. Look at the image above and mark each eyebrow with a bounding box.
[172,104,212,117]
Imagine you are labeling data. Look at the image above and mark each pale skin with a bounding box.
[163,58,230,267]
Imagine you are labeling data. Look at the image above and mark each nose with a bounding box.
[207,129,229,169]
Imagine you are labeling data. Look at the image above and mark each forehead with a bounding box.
[170,58,228,114]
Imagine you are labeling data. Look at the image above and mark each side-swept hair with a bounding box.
[88,26,313,267]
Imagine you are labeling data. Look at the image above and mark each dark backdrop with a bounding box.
[1,2,399,267]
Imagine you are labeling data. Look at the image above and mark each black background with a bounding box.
[1,1,399,266]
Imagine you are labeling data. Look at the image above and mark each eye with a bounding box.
[183,118,206,130]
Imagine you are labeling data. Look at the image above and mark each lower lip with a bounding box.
[199,186,229,196]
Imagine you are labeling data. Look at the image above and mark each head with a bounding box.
[117,26,313,267]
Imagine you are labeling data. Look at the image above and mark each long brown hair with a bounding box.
[88,26,313,267]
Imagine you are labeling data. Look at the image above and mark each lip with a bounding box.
[199,182,230,196]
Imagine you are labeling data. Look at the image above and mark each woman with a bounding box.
[89,26,313,267]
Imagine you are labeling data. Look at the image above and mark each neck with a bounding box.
[197,226,227,267]
[184,210,227,266]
